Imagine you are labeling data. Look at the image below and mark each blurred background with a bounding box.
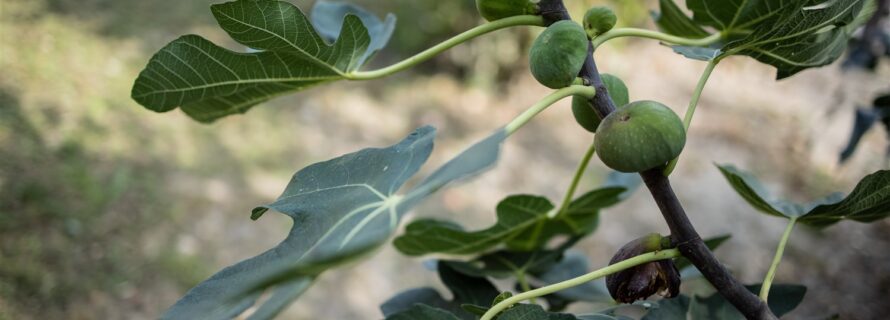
[1,0,888,319]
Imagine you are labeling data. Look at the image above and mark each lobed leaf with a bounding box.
[653,0,709,38]
[717,164,890,227]
[722,0,872,79]
[394,187,624,256]
[131,0,395,122]
[654,0,872,78]
[686,0,789,34]
[164,127,510,319]
[162,126,435,319]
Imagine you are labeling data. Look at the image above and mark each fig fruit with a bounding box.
[594,101,686,172]
[529,21,589,89]
[605,233,680,303]
[476,0,538,22]
[583,6,617,38]
[572,73,629,133]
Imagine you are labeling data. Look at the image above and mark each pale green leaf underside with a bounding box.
[164,127,510,319]
[717,164,890,227]
[131,0,391,122]
[162,126,435,320]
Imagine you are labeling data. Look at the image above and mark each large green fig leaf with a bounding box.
[393,187,624,256]
[654,0,872,78]
[652,0,709,38]
[717,164,890,227]
[163,127,434,320]
[310,1,396,68]
[131,0,395,122]
[163,127,510,319]
[685,0,789,34]
[721,0,871,79]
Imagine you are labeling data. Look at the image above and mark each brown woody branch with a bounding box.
[537,1,776,318]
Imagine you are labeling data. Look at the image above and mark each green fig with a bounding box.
[583,6,618,38]
[529,21,589,89]
[595,101,686,172]
[572,73,629,133]
[476,0,538,22]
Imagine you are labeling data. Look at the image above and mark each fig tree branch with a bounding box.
[538,0,776,318]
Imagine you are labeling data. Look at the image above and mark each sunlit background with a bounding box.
[1,0,889,319]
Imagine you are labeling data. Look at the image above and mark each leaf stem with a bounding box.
[760,218,797,302]
[479,249,681,320]
[591,28,722,49]
[505,85,596,135]
[553,141,597,218]
[347,15,545,80]
[663,58,720,176]
[515,272,536,304]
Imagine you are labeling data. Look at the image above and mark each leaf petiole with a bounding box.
[553,142,597,218]
[664,57,720,176]
[760,218,797,302]
[591,27,722,49]
[505,85,596,135]
[347,15,545,80]
[479,249,681,320]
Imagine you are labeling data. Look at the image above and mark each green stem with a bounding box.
[663,58,720,176]
[347,15,544,80]
[592,28,722,48]
[515,272,536,304]
[760,218,797,302]
[553,141,596,218]
[479,249,681,320]
[681,58,720,130]
[505,85,596,135]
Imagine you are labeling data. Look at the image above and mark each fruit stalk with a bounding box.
[480,249,681,320]
[538,0,776,318]
[760,218,797,301]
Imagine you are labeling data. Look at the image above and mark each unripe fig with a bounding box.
[594,101,686,172]
[529,21,589,89]
[476,0,538,22]
[572,73,629,133]
[584,6,617,38]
